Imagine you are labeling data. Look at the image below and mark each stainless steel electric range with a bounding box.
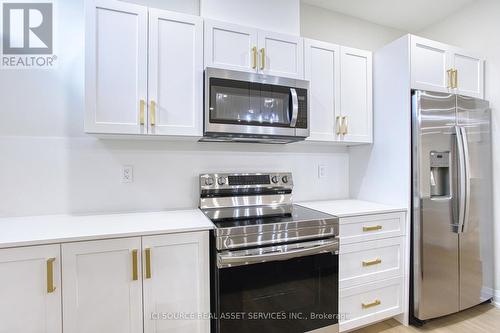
[199,172,339,333]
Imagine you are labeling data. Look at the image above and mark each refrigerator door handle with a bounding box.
[460,126,471,233]
[455,125,466,233]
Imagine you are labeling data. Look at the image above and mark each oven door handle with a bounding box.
[217,239,339,268]
[289,88,299,127]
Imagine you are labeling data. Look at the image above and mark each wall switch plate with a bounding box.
[318,165,327,179]
[121,165,133,183]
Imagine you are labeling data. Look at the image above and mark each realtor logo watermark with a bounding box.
[1,1,57,68]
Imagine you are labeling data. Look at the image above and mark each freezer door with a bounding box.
[412,91,460,320]
[457,95,494,310]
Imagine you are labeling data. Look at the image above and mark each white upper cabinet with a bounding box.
[451,49,484,99]
[62,238,143,333]
[85,0,203,136]
[410,36,451,93]
[410,35,484,98]
[204,20,258,73]
[204,20,304,79]
[258,30,304,79]
[142,232,210,333]
[85,0,148,134]
[148,9,203,136]
[305,39,341,142]
[340,47,373,143]
[0,245,62,333]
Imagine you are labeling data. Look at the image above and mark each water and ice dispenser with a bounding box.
[430,152,450,197]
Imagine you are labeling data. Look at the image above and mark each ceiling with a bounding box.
[301,0,478,31]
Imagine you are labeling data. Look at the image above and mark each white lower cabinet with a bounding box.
[0,245,62,333]
[61,232,209,333]
[142,232,210,333]
[62,237,144,333]
[338,212,406,332]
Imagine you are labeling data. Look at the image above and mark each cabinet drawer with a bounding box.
[339,277,403,332]
[339,212,405,244]
[340,237,403,289]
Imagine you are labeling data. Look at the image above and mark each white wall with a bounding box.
[0,0,350,218]
[201,0,300,35]
[417,0,500,305]
[300,3,404,51]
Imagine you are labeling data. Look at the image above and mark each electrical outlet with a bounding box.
[121,165,133,183]
[318,165,327,179]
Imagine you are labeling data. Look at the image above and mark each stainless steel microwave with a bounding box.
[202,67,310,144]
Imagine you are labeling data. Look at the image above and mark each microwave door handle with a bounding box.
[460,126,471,233]
[455,125,466,233]
[217,239,338,268]
[290,88,299,127]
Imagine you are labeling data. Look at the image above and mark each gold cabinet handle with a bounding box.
[260,48,265,70]
[139,99,145,125]
[453,69,458,89]
[363,225,382,232]
[132,249,139,281]
[447,69,453,88]
[335,116,341,135]
[150,101,156,126]
[362,299,381,309]
[47,258,56,293]
[145,248,152,279]
[252,46,257,69]
[362,258,382,267]
[341,116,348,135]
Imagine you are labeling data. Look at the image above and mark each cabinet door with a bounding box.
[451,49,484,99]
[62,238,143,333]
[148,9,203,136]
[143,232,209,333]
[204,20,258,73]
[0,245,61,333]
[340,47,373,143]
[85,0,148,134]
[304,39,340,141]
[410,35,452,93]
[258,30,304,79]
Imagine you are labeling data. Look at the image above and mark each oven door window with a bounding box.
[209,78,293,127]
[215,252,338,333]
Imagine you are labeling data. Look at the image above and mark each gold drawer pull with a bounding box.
[362,299,381,309]
[150,101,156,126]
[132,249,139,281]
[47,258,56,293]
[363,225,382,232]
[145,248,152,279]
[252,46,257,69]
[447,69,453,88]
[453,69,458,89]
[335,116,341,135]
[139,99,145,125]
[362,258,382,267]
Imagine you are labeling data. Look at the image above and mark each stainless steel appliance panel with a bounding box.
[457,95,494,310]
[412,91,460,320]
[204,67,310,143]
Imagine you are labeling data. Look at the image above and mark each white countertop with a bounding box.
[0,209,214,249]
[298,199,406,217]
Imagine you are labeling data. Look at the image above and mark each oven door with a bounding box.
[205,68,309,138]
[213,238,339,333]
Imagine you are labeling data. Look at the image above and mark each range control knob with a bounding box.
[204,177,214,186]
[217,177,226,185]
[271,176,279,184]
[282,175,289,184]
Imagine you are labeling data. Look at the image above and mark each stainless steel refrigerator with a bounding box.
[411,90,494,322]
